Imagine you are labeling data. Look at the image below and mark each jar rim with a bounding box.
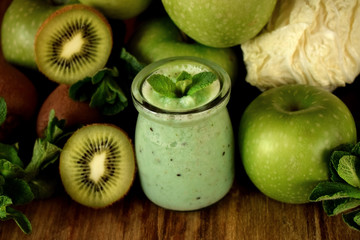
[131,56,231,117]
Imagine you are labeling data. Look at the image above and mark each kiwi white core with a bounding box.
[89,152,106,182]
[60,32,86,59]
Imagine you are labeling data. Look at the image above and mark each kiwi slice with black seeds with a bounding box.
[59,123,136,208]
[35,4,113,85]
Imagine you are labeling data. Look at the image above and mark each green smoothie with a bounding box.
[132,57,234,211]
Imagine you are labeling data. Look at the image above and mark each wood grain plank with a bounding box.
[1,177,360,240]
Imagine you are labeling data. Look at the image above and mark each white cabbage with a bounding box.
[241,0,360,91]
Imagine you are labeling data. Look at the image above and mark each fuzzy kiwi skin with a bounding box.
[0,58,38,142]
[1,0,61,69]
[36,84,103,138]
[59,123,137,208]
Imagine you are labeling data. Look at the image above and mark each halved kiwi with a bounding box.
[59,123,136,208]
[34,4,113,85]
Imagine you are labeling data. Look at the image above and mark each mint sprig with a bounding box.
[147,70,217,98]
[69,48,145,116]
[69,67,128,116]
[0,109,69,234]
[309,142,360,231]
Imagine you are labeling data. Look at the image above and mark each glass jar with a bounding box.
[131,56,234,211]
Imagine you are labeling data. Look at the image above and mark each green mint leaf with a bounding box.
[24,139,62,182]
[119,48,145,80]
[175,71,193,95]
[0,97,7,126]
[343,209,360,231]
[28,176,59,200]
[330,150,351,183]
[23,138,62,200]
[90,79,110,105]
[69,76,92,102]
[101,84,128,116]
[176,71,192,82]
[0,197,32,234]
[0,159,25,179]
[309,181,360,201]
[323,198,360,216]
[0,143,23,168]
[176,79,193,96]
[0,195,12,218]
[147,74,177,98]
[187,71,217,95]
[350,142,360,155]
[5,207,32,234]
[89,74,128,115]
[43,109,66,144]
[3,178,34,205]
[92,68,107,84]
[337,155,360,187]
[69,67,128,116]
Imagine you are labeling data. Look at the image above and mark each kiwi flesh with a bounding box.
[35,4,113,85]
[59,123,136,208]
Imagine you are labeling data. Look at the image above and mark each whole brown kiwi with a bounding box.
[36,84,103,137]
[0,58,38,141]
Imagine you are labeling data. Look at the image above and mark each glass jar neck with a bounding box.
[131,56,232,124]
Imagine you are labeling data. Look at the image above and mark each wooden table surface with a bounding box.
[1,0,360,239]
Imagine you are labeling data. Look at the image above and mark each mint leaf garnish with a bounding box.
[176,71,192,82]
[176,79,193,96]
[309,142,360,231]
[147,74,177,98]
[175,71,193,95]
[187,71,217,95]
[146,71,217,98]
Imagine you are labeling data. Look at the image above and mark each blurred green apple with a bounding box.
[79,0,152,19]
[161,0,277,48]
[127,16,239,81]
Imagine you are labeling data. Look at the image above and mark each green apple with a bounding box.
[78,0,152,20]
[127,16,239,82]
[238,84,357,204]
[1,0,60,69]
[161,0,277,48]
